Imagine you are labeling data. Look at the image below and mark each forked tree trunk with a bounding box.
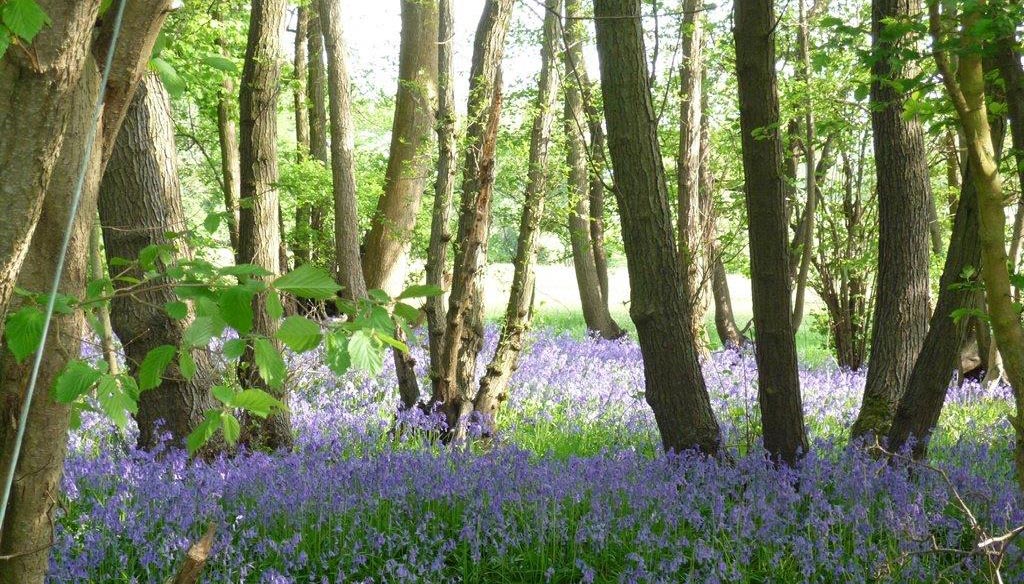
[318,0,367,300]
[475,0,562,424]
[734,0,809,464]
[363,0,439,294]
[851,0,933,440]
[237,0,292,450]
[431,0,515,435]
[563,0,624,340]
[425,0,458,395]
[594,0,721,455]
[99,74,220,451]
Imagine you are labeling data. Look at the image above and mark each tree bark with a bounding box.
[425,0,457,396]
[711,253,747,348]
[362,0,440,294]
[318,0,367,300]
[563,0,624,340]
[292,6,312,267]
[475,0,562,424]
[217,77,242,259]
[791,0,818,332]
[431,0,515,436]
[594,0,721,455]
[99,74,220,451]
[851,0,933,439]
[306,7,329,264]
[733,0,809,464]
[237,0,292,451]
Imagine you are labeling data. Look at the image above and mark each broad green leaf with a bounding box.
[233,388,283,418]
[4,306,45,362]
[187,411,222,454]
[397,284,442,299]
[266,291,284,320]
[183,316,224,348]
[393,302,421,324]
[367,305,393,334]
[221,412,241,445]
[219,287,254,335]
[0,27,11,58]
[376,331,408,353]
[348,330,383,375]
[53,360,102,403]
[324,332,351,376]
[2,0,50,42]
[212,384,236,406]
[178,350,196,381]
[138,244,160,271]
[164,301,188,320]
[272,264,341,299]
[202,54,238,74]
[138,344,176,391]
[219,264,273,278]
[253,338,286,389]
[96,375,136,429]
[276,315,322,353]
[222,338,247,360]
[150,57,185,98]
[368,289,391,304]
[203,212,221,234]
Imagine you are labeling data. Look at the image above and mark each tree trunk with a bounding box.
[563,0,624,340]
[733,0,809,464]
[215,14,242,259]
[318,0,367,300]
[362,0,440,294]
[711,253,748,348]
[0,58,100,584]
[431,0,515,436]
[237,0,292,451]
[594,0,721,455]
[851,0,933,439]
[98,74,220,451]
[425,0,457,396]
[292,6,312,267]
[475,0,562,424]
[306,7,329,265]
[791,0,818,332]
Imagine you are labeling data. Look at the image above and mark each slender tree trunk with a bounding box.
[293,6,312,267]
[594,0,721,455]
[215,12,242,259]
[711,252,748,348]
[363,0,440,294]
[475,0,562,424]
[733,0,809,464]
[89,218,119,375]
[563,0,624,340]
[237,0,292,451]
[306,7,329,264]
[425,0,457,396]
[791,0,817,332]
[99,74,220,451]
[431,0,515,435]
[318,0,367,300]
[851,0,933,439]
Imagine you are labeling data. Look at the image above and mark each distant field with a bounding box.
[483,262,832,365]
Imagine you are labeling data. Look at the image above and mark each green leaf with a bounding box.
[203,212,221,234]
[202,54,238,74]
[233,388,283,418]
[150,56,185,98]
[138,244,161,271]
[96,375,136,429]
[273,264,341,299]
[266,292,284,320]
[393,302,421,324]
[2,0,50,42]
[219,264,273,278]
[164,301,188,320]
[178,350,196,381]
[324,332,351,376]
[366,305,393,334]
[183,316,224,348]
[276,316,322,353]
[212,384,236,406]
[0,27,11,59]
[4,306,45,363]
[222,338,247,360]
[53,360,102,403]
[398,284,442,299]
[218,286,254,335]
[348,330,383,375]
[187,410,222,455]
[253,338,286,389]
[221,412,241,445]
[376,331,408,353]
[138,345,176,391]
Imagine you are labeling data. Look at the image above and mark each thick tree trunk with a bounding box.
[318,0,367,300]
[0,64,99,581]
[594,0,721,455]
[431,0,514,436]
[475,0,562,424]
[851,0,933,439]
[425,0,457,395]
[237,0,292,450]
[563,0,624,340]
[363,0,439,294]
[733,0,809,464]
[99,74,220,451]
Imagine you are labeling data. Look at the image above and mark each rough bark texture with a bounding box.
[475,0,562,424]
[733,0,809,464]
[0,59,99,584]
[431,0,514,435]
[363,0,439,294]
[563,0,624,340]
[99,74,219,451]
[425,0,457,394]
[318,0,367,300]
[237,0,292,451]
[851,0,933,439]
[594,0,721,455]
[306,7,329,264]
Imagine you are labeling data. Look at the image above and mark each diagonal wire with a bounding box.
[0,0,129,540]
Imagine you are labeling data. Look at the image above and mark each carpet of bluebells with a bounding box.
[52,328,1023,582]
